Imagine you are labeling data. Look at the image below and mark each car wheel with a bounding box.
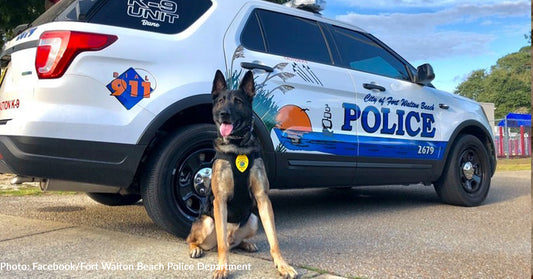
[434,134,491,207]
[141,124,216,238]
[86,193,141,206]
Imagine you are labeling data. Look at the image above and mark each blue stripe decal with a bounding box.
[274,128,446,160]
[358,136,446,160]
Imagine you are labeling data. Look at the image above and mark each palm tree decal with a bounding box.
[227,45,296,132]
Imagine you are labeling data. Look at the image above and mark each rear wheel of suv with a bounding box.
[86,193,141,206]
[434,134,491,207]
[141,124,217,238]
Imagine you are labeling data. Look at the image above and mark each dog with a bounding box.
[186,70,298,279]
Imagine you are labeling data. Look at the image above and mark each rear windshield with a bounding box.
[31,0,213,34]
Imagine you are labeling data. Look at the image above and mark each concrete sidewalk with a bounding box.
[0,214,345,279]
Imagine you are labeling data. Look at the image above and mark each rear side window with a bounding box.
[31,0,92,26]
[331,26,410,81]
[32,0,213,35]
[241,12,266,52]
[242,9,332,65]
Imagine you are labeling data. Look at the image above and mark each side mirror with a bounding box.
[416,63,435,86]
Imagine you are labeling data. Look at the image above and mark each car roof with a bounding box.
[225,0,368,34]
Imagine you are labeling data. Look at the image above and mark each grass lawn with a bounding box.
[496,158,531,171]
[0,174,77,196]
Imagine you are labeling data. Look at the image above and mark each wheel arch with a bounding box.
[438,120,497,181]
[138,94,213,146]
[133,94,276,192]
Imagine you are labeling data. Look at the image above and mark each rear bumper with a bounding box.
[0,136,145,188]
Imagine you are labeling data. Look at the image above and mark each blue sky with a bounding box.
[322,0,531,93]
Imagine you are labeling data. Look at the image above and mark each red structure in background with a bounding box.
[496,113,531,158]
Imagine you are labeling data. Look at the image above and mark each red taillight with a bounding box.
[35,31,117,79]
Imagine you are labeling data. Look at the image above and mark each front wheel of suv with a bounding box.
[434,134,491,207]
[141,124,217,238]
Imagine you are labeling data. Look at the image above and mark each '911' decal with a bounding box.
[106,68,154,110]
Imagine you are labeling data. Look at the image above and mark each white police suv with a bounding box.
[0,0,496,237]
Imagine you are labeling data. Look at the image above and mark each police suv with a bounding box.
[0,0,496,237]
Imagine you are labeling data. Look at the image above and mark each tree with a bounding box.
[455,69,486,101]
[0,0,44,48]
[455,46,531,119]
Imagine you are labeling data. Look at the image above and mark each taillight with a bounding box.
[35,31,117,79]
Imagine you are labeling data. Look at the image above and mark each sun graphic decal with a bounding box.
[275,105,312,132]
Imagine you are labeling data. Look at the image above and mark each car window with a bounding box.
[90,0,212,34]
[331,26,410,81]
[31,0,213,35]
[252,9,331,64]
[31,0,94,26]
[241,11,266,52]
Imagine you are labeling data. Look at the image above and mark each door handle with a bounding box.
[363,83,386,92]
[439,103,450,110]
[241,62,274,73]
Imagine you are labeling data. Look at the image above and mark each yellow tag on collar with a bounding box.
[235,154,249,173]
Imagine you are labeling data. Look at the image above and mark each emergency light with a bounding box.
[284,0,326,13]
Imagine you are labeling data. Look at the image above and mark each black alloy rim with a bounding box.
[458,148,484,194]
[172,147,215,221]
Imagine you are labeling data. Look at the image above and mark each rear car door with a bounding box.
[329,25,445,185]
[224,6,357,187]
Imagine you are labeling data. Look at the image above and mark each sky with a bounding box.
[321,0,531,93]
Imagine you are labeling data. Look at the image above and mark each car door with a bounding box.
[329,25,446,185]
[224,6,357,187]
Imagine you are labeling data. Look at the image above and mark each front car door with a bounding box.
[328,25,446,185]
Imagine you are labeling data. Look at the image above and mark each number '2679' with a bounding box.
[418,145,435,155]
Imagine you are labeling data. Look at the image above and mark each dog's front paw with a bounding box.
[276,262,298,279]
[189,247,204,258]
[212,267,229,279]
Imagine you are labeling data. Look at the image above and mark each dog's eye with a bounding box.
[234,98,243,104]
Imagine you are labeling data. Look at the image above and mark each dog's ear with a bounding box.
[212,70,227,95]
[239,70,255,100]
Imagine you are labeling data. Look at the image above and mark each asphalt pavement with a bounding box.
[0,170,530,278]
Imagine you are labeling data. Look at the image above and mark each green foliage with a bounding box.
[455,46,531,119]
[0,0,44,48]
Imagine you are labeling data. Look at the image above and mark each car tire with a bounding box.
[86,193,141,206]
[434,134,491,207]
[141,124,217,238]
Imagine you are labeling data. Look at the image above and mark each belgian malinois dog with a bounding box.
[186,70,298,279]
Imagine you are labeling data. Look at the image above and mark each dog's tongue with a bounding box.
[219,123,233,137]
